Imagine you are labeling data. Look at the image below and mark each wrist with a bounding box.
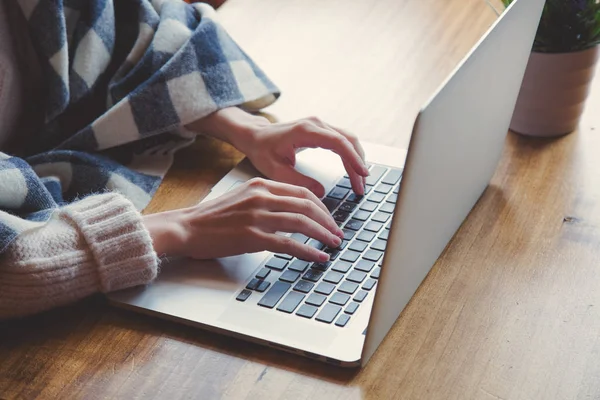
[143,210,188,256]
[186,107,270,153]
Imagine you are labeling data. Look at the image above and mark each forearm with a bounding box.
[186,107,269,151]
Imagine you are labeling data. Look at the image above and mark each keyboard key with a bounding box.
[371,267,381,279]
[258,281,291,308]
[302,270,323,282]
[315,282,335,295]
[363,279,377,290]
[349,240,368,252]
[382,169,402,185]
[364,185,374,195]
[311,261,332,271]
[324,271,344,284]
[387,194,398,203]
[335,314,351,327]
[393,184,399,194]
[366,165,387,186]
[364,250,383,262]
[322,197,341,212]
[337,177,352,189]
[386,221,392,230]
[280,270,300,283]
[352,210,371,221]
[256,280,271,292]
[346,193,364,203]
[371,239,387,252]
[289,260,310,272]
[266,258,288,271]
[333,210,351,222]
[378,230,390,240]
[342,229,356,240]
[277,292,305,313]
[368,193,385,203]
[357,231,376,242]
[332,261,352,273]
[236,289,252,302]
[338,281,359,294]
[316,304,342,324]
[379,202,395,213]
[341,250,361,263]
[345,302,360,314]
[359,201,378,212]
[345,219,364,231]
[306,293,327,307]
[364,221,383,232]
[294,280,314,293]
[246,278,260,290]
[375,183,393,194]
[274,253,293,260]
[339,202,357,213]
[290,233,309,244]
[256,267,271,280]
[355,260,375,272]
[338,240,349,250]
[324,248,340,260]
[330,292,351,306]
[328,187,349,200]
[296,304,318,319]
[307,239,325,250]
[372,212,390,223]
[347,270,367,283]
[354,290,368,303]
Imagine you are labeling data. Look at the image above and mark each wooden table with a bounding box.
[3,0,600,398]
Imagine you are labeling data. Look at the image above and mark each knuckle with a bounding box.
[278,236,295,250]
[242,225,257,237]
[249,192,271,208]
[294,213,308,226]
[336,135,351,148]
[345,130,358,140]
[295,120,315,132]
[297,186,313,199]
[247,177,267,189]
[302,199,314,214]
[307,115,323,125]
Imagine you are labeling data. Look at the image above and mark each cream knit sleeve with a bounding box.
[0,192,158,319]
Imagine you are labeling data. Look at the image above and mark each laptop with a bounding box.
[109,0,544,367]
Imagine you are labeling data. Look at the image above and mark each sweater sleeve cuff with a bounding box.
[63,192,159,292]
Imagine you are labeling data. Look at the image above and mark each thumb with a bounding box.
[272,165,325,198]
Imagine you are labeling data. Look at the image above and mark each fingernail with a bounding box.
[363,165,370,176]
[336,227,345,237]
[319,252,330,262]
[332,236,342,246]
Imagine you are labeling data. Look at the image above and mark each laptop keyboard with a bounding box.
[236,164,402,328]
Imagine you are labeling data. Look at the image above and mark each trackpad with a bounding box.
[158,253,265,289]
[109,253,267,321]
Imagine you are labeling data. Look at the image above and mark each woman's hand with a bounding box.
[187,107,369,198]
[144,178,345,262]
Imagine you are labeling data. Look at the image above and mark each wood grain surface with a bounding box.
[3,0,600,399]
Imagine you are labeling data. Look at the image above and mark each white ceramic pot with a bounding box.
[510,46,599,137]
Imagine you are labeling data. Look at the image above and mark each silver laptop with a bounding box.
[109,0,544,367]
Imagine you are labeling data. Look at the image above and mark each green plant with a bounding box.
[502,0,600,52]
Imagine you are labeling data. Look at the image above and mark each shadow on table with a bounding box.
[0,295,358,386]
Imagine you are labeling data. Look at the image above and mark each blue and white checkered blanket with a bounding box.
[0,0,279,253]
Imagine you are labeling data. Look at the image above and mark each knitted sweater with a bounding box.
[0,0,279,319]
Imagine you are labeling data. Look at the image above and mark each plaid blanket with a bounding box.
[0,0,279,254]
